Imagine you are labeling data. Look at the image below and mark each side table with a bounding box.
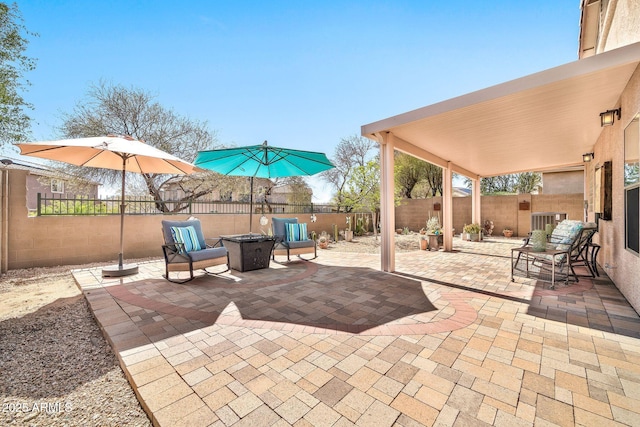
[511,245,573,289]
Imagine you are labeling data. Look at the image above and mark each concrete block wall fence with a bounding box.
[0,169,583,271]
[394,194,584,238]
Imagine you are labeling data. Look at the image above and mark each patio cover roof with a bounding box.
[362,41,640,178]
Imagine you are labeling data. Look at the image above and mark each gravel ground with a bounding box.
[0,235,418,426]
[0,261,154,427]
[326,232,420,253]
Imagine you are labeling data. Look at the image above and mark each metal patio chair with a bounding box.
[271,217,317,262]
[161,219,229,283]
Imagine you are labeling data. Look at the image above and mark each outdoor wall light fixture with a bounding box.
[600,108,621,127]
[582,152,594,162]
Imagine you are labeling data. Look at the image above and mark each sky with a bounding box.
[10,1,580,202]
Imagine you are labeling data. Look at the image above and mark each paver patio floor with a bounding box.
[73,237,640,426]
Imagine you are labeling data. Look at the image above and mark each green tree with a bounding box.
[465,172,542,195]
[394,152,443,198]
[480,175,515,194]
[343,159,380,235]
[514,172,542,194]
[253,176,311,212]
[58,81,223,212]
[343,158,404,237]
[422,163,443,197]
[281,176,312,205]
[0,2,37,146]
[625,162,639,186]
[394,152,425,198]
[320,135,376,212]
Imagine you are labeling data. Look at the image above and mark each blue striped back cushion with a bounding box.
[286,222,308,242]
[170,226,202,253]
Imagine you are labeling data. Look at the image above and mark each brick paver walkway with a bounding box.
[73,237,640,426]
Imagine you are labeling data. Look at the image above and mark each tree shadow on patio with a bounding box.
[101,261,438,348]
[230,266,437,331]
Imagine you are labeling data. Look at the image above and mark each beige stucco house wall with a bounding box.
[580,0,640,58]
[586,64,640,311]
[580,0,640,311]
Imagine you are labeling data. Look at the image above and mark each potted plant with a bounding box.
[483,220,494,236]
[425,216,443,248]
[462,223,482,241]
[418,234,428,250]
[503,227,514,238]
[425,217,442,235]
[345,216,353,242]
[318,234,329,249]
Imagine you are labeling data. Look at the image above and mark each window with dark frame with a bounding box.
[624,115,639,255]
[50,178,65,194]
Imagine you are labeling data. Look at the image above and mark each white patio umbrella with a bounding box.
[16,135,199,277]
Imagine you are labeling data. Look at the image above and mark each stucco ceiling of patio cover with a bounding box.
[361,41,640,179]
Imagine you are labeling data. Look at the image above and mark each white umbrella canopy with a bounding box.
[16,135,199,277]
[16,135,198,174]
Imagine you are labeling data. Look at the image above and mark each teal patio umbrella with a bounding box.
[194,141,334,231]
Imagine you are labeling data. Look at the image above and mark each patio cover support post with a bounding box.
[379,132,396,272]
[443,163,453,251]
[472,177,481,226]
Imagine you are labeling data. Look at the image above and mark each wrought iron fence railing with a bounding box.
[34,193,347,216]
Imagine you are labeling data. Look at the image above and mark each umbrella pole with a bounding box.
[249,176,254,235]
[102,156,138,277]
[118,160,126,268]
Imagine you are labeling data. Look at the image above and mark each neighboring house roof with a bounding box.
[1,158,101,186]
[362,41,640,179]
[1,158,56,176]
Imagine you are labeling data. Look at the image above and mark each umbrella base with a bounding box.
[102,263,139,277]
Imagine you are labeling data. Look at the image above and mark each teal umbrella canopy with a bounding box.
[194,141,334,178]
[195,141,335,233]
